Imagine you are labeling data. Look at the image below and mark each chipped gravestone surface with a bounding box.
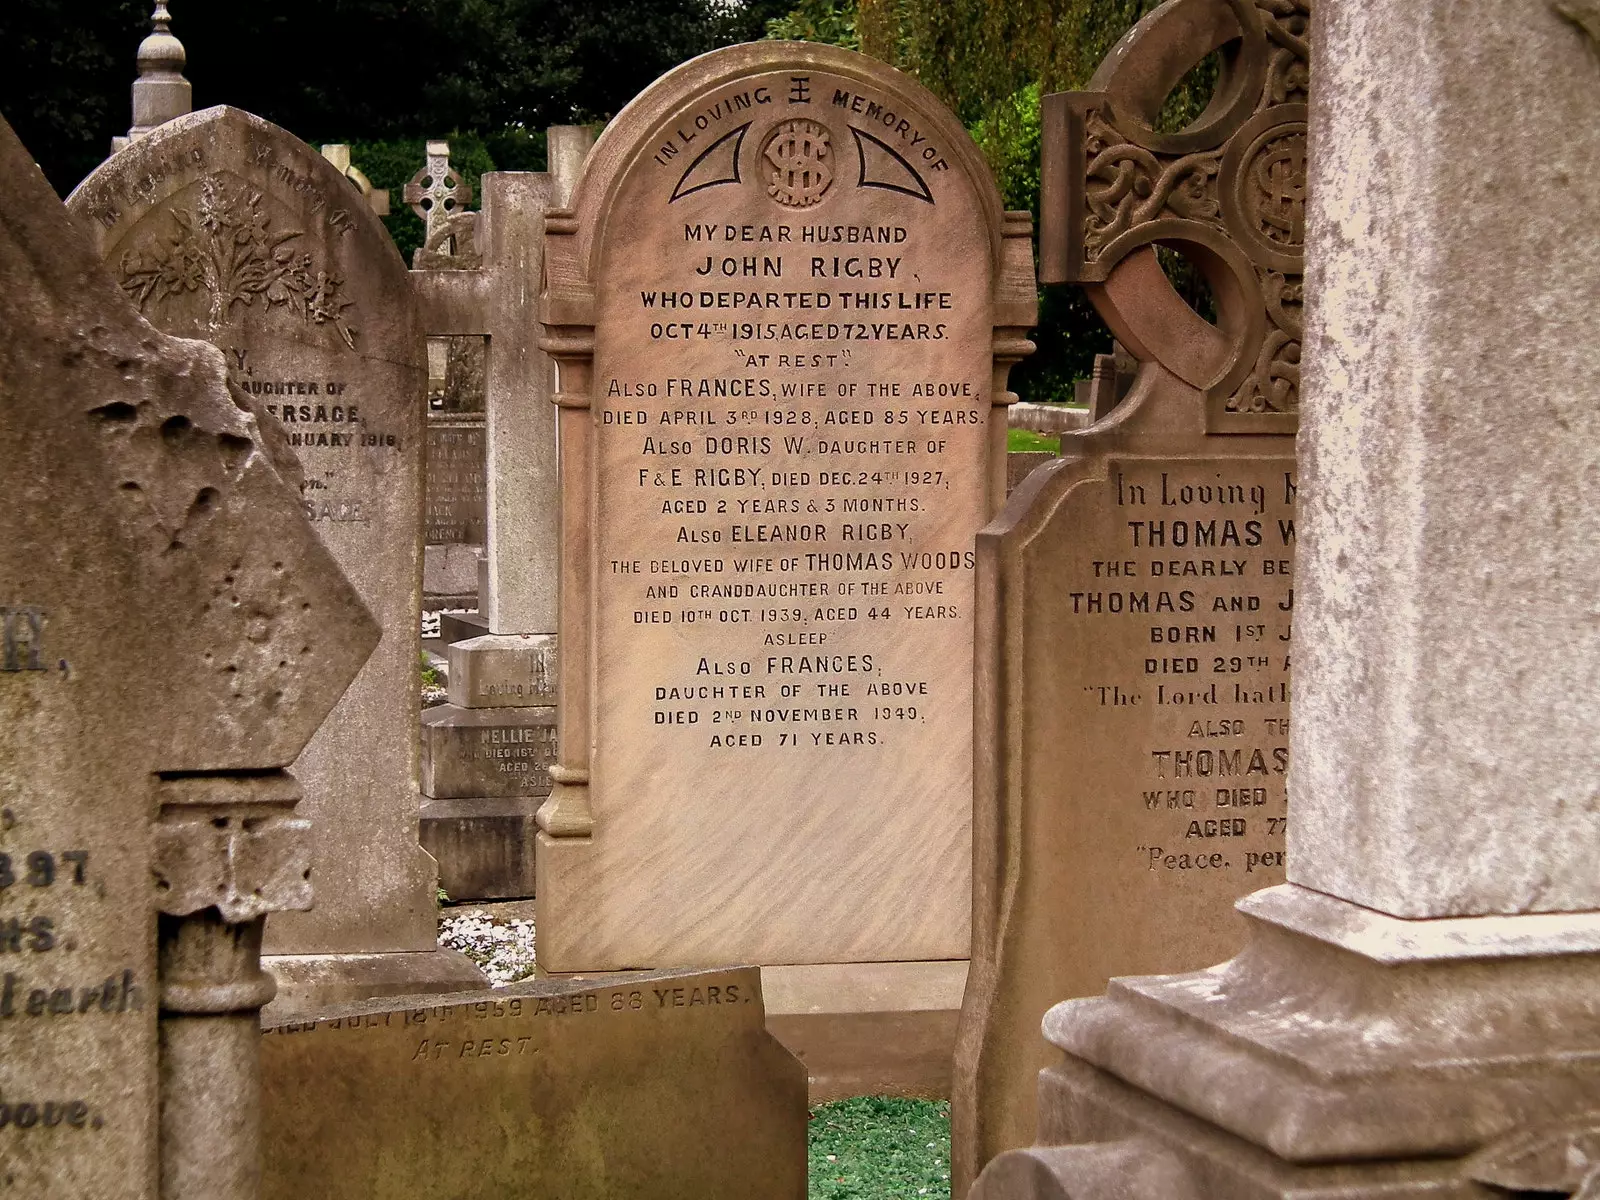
[260,966,806,1199]
[67,107,469,995]
[952,0,1307,1187]
[0,112,374,1196]
[539,42,1035,970]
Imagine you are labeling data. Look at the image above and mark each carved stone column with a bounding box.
[154,773,313,1200]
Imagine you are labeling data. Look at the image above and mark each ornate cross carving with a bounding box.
[1041,0,1310,433]
[404,140,480,268]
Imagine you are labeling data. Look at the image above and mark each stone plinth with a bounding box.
[418,635,558,899]
[260,967,806,1199]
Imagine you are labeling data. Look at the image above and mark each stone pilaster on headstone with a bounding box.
[547,124,599,207]
[68,106,486,1015]
[953,0,1306,1185]
[111,2,192,155]
[971,1,1600,1197]
[0,110,375,1198]
[536,44,1034,1090]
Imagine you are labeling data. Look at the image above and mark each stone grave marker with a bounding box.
[952,0,1307,1186]
[411,130,596,901]
[423,335,489,605]
[260,966,805,1199]
[538,41,1035,1015]
[68,105,483,1011]
[0,111,374,1198]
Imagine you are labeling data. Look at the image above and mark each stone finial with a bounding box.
[115,1,191,153]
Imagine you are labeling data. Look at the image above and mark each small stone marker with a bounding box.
[68,105,484,1011]
[260,966,806,1199]
[952,0,1307,1186]
[538,43,1035,978]
[423,335,489,603]
[0,111,374,1197]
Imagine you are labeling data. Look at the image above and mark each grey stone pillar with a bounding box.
[113,3,191,155]
[973,1,1600,1195]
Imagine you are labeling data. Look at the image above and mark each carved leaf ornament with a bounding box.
[119,177,358,349]
[1042,0,1310,433]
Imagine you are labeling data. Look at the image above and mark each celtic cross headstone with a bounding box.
[405,140,480,269]
[953,0,1308,1186]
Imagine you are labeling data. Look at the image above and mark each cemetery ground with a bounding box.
[1004,428,1060,454]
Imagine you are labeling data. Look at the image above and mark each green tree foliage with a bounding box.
[769,0,1220,399]
[766,0,859,48]
[0,0,148,194]
[0,0,790,197]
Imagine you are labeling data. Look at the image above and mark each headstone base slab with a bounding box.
[763,960,968,1102]
[438,609,489,646]
[423,542,482,600]
[420,704,557,798]
[446,633,557,708]
[420,795,539,900]
[262,948,486,1020]
[971,884,1600,1197]
[260,967,807,1200]
[970,1056,1486,1200]
[540,959,968,1103]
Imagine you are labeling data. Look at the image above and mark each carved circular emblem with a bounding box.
[762,120,833,208]
[1247,130,1307,250]
[1218,106,1308,275]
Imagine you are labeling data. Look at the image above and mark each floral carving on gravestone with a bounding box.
[1043,0,1310,432]
[118,177,358,348]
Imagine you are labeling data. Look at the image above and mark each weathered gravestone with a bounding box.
[952,0,1307,1186]
[0,110,375,1198]
[412,127,596,901]
[410,142,488,607]
[538,45,1035,1031]
[68,106,484,1010]
[260,966,805,1198]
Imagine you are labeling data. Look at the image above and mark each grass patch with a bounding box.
[809,1097,950,1199]
[1007,428,1060,454]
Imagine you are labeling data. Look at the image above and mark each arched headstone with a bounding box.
[539,45,1035,1006]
